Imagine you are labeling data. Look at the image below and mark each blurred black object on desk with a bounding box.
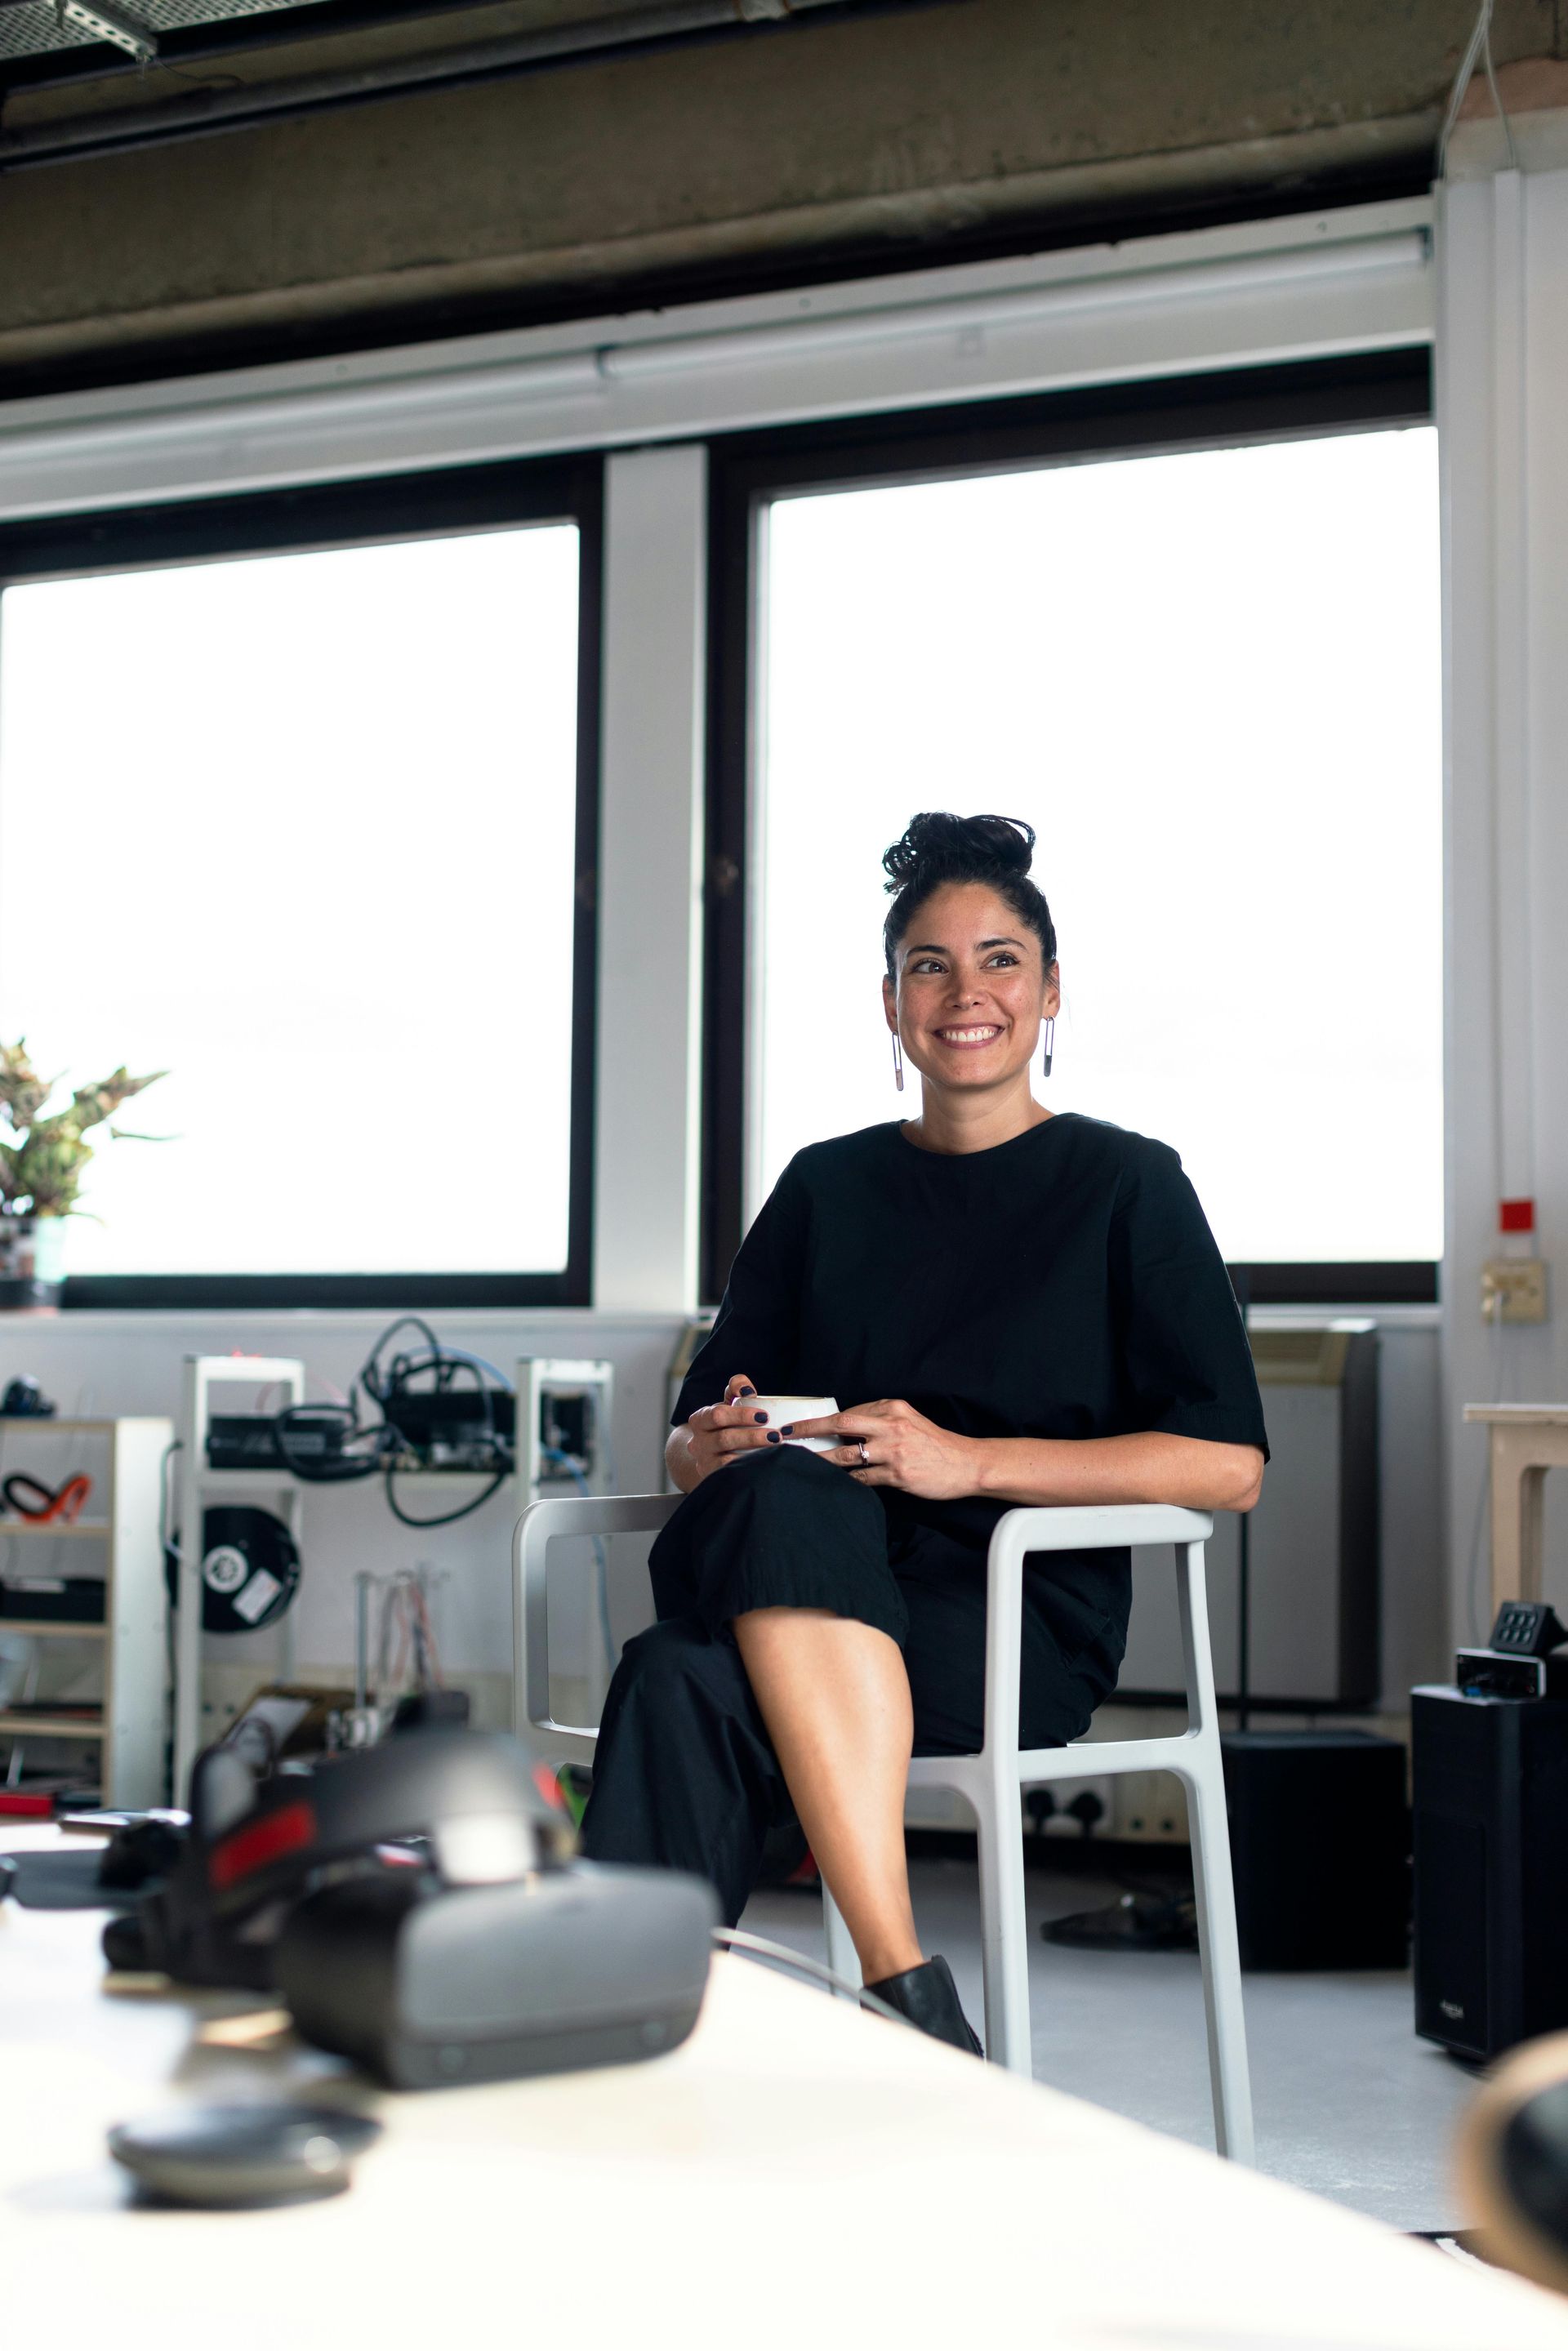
[3,1811,185,1910]
[102,1715,716,2088]
[109,2102,383,2211]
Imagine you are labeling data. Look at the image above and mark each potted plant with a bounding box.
[0,1040,166,1305]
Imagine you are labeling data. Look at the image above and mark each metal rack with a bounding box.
[0,1414,174,1806]
[169,1354,613,1795]
[172,1356,304,1801]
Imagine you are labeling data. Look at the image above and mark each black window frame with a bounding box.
[0,453,603,1311]
[702,349,1438,1309]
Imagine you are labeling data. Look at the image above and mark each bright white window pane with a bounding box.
[0,524,580,1276]
[755,428,1441,1263]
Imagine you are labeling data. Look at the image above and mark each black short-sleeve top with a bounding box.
[675,1115,1268,1581]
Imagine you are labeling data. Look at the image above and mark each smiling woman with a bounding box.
[580,808,1267,2056]
[880,811,1060,1151]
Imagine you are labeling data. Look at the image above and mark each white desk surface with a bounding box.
[4,1827,1568,2351]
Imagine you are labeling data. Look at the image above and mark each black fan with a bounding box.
[165,1506,301,1635]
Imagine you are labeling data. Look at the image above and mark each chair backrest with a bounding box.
[514,1494,1221,1756]
[987,1503,1214,1555]
[513,1492,679,1760]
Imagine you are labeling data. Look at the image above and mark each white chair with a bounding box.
[514,1494,1254,2163]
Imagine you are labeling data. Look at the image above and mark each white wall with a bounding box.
[1438,117,1568,1640]
[594,444,708,1314]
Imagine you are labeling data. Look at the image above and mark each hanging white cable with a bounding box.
[712,1928,908,2024]
[1437,0,1519,176]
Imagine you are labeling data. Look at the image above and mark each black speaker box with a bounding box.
[1411,1685,1568,2061]
[1221,1729,1410,1970]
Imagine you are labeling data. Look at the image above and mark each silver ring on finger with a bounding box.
[858,1440,871,1467]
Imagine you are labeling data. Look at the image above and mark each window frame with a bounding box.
[0,453,603,1311]
[702,349,1438,1307]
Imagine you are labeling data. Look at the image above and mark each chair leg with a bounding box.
[822,1883,862,1999]
[975,1780,1032,2073]
[1183,1748,1255,2164]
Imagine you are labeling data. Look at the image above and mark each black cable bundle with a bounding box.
[272,1316,513,1528]
[363,1316,511,1528]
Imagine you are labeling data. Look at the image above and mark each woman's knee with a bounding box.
[608,1618,752,1725]
[718,1441,883,1536]
[649,1447,899,1645]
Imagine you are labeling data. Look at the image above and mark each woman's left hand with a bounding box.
[784,1400,982,1501]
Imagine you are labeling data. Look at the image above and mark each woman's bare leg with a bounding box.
[733,1605,922,1983]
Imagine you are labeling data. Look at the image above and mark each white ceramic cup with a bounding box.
[745,1395,840,1454]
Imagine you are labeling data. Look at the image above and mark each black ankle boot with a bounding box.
[864,1955,982,2056]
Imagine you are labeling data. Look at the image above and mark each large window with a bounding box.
[705,358,1440,1302]
[0,461,600,1307]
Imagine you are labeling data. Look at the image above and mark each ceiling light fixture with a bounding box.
[56,0,158,63]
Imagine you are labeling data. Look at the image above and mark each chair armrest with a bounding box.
[514,1492,681,1743]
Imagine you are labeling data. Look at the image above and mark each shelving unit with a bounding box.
[0,1713,106,1739]
[0,1415,174,1806]
[0,1521,114,1542]
[0,1623,106,1639]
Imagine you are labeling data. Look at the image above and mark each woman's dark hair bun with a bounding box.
[880,812,1055,975]
[881,812,1036,893]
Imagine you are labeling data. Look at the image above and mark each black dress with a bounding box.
[580,1114,1268,1924]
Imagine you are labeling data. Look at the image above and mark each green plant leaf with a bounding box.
[0,1044,168,1219]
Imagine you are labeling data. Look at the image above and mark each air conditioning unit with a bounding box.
[1118,1320,1379,1711]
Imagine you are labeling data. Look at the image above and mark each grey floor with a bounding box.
[741,1853,1477,2230]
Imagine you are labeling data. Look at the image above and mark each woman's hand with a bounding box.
[786,1399,982,1502]
[786,1412,1264,1513]
[669,1372,775,1492]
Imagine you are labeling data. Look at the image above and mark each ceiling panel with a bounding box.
[0,0,333,60]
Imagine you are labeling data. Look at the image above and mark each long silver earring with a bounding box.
[891,1031,905,1093]
[1041,1015,1055,1080]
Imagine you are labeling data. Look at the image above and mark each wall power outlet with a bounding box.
[1481,1258,1549,1325]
